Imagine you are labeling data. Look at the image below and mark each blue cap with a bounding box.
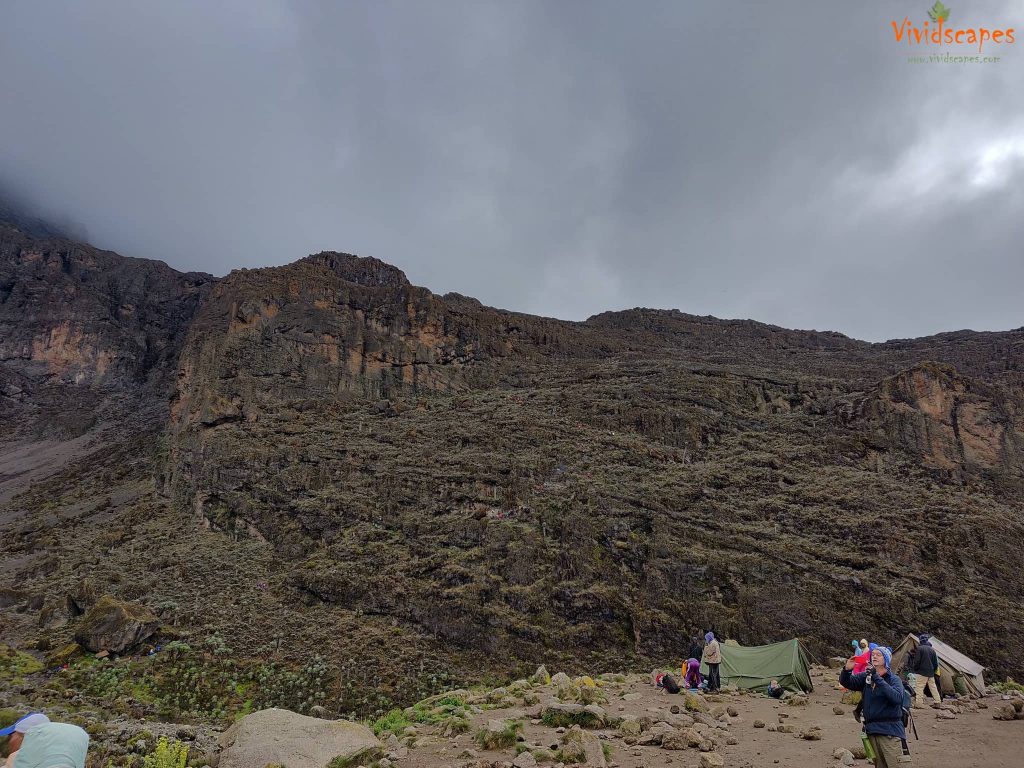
[0,712,49,737]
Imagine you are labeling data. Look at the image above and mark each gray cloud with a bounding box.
[1,0,1021,341]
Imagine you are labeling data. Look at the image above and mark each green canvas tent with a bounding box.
[700,638,813,693]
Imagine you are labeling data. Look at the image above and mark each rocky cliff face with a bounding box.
[0,221,211,438]
[2,216,1023,710]
[858,362,1024,482]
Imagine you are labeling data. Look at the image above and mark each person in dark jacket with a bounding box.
[908,634,940,708]
[840,646,911,767]
[687,635,703,663]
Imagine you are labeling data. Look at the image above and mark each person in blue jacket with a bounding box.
[839,646,911,767]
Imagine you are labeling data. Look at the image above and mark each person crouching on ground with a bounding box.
[1,712,89,768]
[683,658,703,690]
[767,679,784,699]
[840,647,911,767]
[702,631,722,692]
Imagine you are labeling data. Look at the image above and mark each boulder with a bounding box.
[531,665,551,685]
[513,750,538,768]
[617,719,641,737]
[682,729,703,748]
[833,748,855,767]
[559,726,605,768]
[45,642,83,667]
[699,753,725,768]
[73,595,161,653]
[684,694,708,713]
[550,672,571,688]
[660,731,689,750]
[993,704,1017,721]
[218,708,380,768]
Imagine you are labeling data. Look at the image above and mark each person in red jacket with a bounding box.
[853,639,871,674]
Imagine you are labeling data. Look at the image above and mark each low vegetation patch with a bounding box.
[475,720,522,750]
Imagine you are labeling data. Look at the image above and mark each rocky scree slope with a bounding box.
[1,219,1023,714]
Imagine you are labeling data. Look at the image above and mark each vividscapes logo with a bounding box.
[892,2,1015,52]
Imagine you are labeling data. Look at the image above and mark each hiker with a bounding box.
[1,712,89,768]
[908,634,941,708]
[840,647,912,767]
[687,634,704,662]
[702,631,722,692]
[682,658,703,690]
[767,678,785,699]
[853,639,871,674]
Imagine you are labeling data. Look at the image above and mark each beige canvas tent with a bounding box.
[891,634,986,696]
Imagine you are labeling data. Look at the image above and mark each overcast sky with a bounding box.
[1,1,1022,341]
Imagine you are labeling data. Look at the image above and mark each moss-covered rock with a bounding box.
[73,596,161,654]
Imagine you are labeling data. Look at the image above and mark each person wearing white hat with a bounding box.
[0,713,88,768]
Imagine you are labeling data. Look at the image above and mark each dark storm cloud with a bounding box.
[1,0,1021,341]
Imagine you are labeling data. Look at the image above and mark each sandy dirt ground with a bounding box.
[397,666,1024,768]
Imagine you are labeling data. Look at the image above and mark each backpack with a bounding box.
[899,677,918,739]
[662,674,681,694]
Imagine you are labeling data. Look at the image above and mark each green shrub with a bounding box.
[992,678,1024,693]
[142,737,188,768]
[372,709,411,737]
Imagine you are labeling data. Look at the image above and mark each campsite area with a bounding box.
[394,664,1024,768]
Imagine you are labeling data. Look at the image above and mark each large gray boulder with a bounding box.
[73,595,161,653]
[218,708,381,768]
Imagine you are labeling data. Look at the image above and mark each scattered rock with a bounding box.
[550,672,571,688]
[993,704,1017,721]
[726,707,738,718]
[833,748,855,767]
[617,719,641,737]
[753,720,765,729]
[559,726,605,768]
[531,666,551,685]
[660,732,688,750]
[684,694,708,713]
[669,705,681,715]
[699,753,724,768]
[513,751,538,768]
[832,706,845,716]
